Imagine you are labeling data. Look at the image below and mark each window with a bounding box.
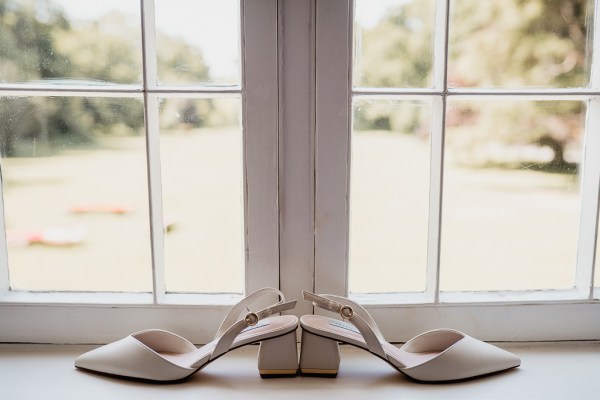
[1,0,599,344]
[0,0,279,343]
[314,0,600,341]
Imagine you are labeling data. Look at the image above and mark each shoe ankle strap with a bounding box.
[215,288,292,338]
[209,288,296,361]
[303,291,387,359]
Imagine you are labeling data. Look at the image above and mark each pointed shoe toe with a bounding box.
[74,288,300,382]
[74,333,195,381]
[401,331,521,382]
[299,292,521,383]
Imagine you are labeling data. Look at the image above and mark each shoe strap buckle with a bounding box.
[244,312,259,326]
[340,305,353,319]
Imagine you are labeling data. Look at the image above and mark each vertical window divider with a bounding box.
[591,0,600,89]
[314,0,353,297]
[0,166,9,296]
[432,0,450,90]
[428,96,445,303]
[346,0,354,294]
[141,0,166,303]
[241,0,280,294]
[427,0,451,303]
[277,0,317,316]
[574,0,600,299]
[141,0,158,92]
[577,98,600,299]
[144,95,166,303]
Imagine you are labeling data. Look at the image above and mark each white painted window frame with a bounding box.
[0,0,279,344]
[1,0,599,345]
[314,0,600,341]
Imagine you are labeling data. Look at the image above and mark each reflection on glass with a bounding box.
[441,100,584,291]
[349,98,431,293]
[155,0,240,86]
[0,0,142,84]
[353,0,436,88]
[0,96,152,292]
[159,97,243,293]
[448,0,593,88]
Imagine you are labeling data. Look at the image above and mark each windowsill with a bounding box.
[2,342,599,399]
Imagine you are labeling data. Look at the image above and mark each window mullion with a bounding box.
[573,0,600,298]
[427,0,451,302]
[432,0,450,91]
[590,0,600,89]
[144,95,166,303]
[0,168,9,296]
[314,0,353,297]
[427,96,446,303]
[277,0,316,316]
[141,0,158,91]
[241,0,280,294]
[141,0,165,302]
[575,99,600,298]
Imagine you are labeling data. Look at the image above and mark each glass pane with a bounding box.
[155,0,240,86]
[349,98,431,293]
[353,0,436,88]
[0,96,151,292]
[0,0,142,84]
[448,0,594,88]
[441,100,584,291]
[159,96,243,293]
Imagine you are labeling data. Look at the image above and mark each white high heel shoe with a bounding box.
[75,288,299,382]
[299,291,520,382]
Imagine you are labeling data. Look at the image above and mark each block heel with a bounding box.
[299,328,340,377]
[258,329,299,378]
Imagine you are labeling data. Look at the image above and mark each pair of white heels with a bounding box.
[75,287,520,383]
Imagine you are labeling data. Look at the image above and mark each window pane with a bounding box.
[0,0,142,84]
[155,0,240,86]
[353,0,436,88]
[448,0,594,88]
[0,96,151,292]
[159,97,243,293]
[441,100,584,291]
[349,98,431,293]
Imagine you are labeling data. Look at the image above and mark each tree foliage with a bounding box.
[356,0,591,168]
[0,0,210,157]
[0,0,70,81]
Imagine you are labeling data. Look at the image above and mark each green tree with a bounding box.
[355,0,435,88]
[0,0,211,157]
[356,0,590,168]
[449,0,589,88]
[156,32,210,85]
[353,0,435,134]
[0,0,70,81]
[447,0,589,168]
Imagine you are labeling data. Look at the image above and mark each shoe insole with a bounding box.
[158,315,298,368]
[302,315,440,369]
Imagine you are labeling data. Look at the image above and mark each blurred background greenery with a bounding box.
[0,0,244,292]
[0,0,231,157]
[0,0,595,292]
[354,0,591,171]
[0,0,592,167]
[350,0,591,293]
